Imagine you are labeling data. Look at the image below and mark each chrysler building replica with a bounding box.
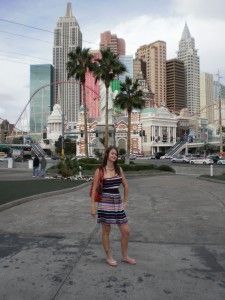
[178,23,200,115]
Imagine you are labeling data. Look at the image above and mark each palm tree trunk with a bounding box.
[104,86,109,149]
[83,83,89,157]
[127,111,131,160]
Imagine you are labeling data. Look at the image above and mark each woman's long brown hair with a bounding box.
[100,146,121,175]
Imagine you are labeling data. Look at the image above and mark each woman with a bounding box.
[91,146,136,267]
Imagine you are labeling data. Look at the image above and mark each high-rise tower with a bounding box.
[178,23,200,115]
[53,2,82,123]
[166,59,185,113]
[30,64,54,133]
[136,41,167,107]
[100,31,125,55]
[200,72,214,124]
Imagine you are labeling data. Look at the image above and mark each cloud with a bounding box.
[173,0,225,20]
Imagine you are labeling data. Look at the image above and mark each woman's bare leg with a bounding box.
[119,223,136,264]
[102,224,117,265]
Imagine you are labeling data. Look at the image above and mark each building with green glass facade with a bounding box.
[30,64,54,133]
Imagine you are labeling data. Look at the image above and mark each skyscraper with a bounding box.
[178,23,200,115]
[100,31,125,55]
[85,50,101,119]
[136,41,167,107]
[30,64,54,133]
[200,72,214,124]
[53,2,82,123]
[166,59,185,113]
[118,55,133,83]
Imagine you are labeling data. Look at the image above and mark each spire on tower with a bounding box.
[181,22,191,40]
[66,2,73,17]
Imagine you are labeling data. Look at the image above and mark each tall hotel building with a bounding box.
[200,73,214,124]
[100,31,125,55]
[30,64,54,133]
[119,55,133,83]
[166,59,185,113]
[53,2,82,123]
[178,23,200,115]
[85,50,101,119]
[136,41,167,107]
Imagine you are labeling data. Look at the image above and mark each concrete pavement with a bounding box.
[0,174,225,299]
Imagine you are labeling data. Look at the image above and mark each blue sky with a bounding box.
[0,0,225,122]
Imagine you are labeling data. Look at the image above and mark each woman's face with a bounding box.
[108,148,118,163]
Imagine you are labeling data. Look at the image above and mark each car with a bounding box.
[217,159,225,165]
[130,154,137,160]
[51,155,60,160]
[155,152,164,159]
[207,155,220,163]
[171,155,190,163]
[160,155,173,160]
[189,158,213,165]
[145,155,156,160]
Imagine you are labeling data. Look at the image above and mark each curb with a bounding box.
[0,172,174,212]
[197,176,225,185]
[0,182,90,213]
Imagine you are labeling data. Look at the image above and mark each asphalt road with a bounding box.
[0,175,225,299]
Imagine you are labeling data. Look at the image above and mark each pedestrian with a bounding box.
[40,156,47,177]
[32,155,39,177]
[90,146,136,267]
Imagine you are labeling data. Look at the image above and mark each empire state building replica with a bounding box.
[53,2,82,123]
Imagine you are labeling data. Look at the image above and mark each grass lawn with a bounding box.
[0,180,85,206]
[200,174,225,181]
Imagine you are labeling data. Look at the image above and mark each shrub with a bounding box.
[78,157,99,164]
[58,156,80,177]
[120,164,155,171]
[156,165,175,172]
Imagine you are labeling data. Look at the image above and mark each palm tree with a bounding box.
[93,48,126,149]
[67,46,94,157]
[114,77,145,161]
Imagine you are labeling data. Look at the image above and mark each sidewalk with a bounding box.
[0,175,225,300]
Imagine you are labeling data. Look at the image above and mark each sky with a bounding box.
[0,0,225,124]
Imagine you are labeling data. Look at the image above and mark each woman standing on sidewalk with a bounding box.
[91,146,136,267]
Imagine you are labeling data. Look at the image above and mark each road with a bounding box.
[135,158,225,176]
[0,175,225,299]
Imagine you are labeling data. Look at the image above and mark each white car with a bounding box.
[171,155,190,163]
[160,155,173,160]
[217,159,225,165]
[189,158,213,165]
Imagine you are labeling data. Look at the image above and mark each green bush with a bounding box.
[78,157,99,164]
[156,165,175,172]
[120,164,155,171]
[79,163,100,170]
[57,156,80,177]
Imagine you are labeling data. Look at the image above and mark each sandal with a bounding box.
[106,258,118,267]
[122,257,136,265]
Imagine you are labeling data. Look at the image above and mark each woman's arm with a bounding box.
[90,168,100,217]
[120,167,128,205]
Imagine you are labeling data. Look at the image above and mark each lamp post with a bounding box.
[217,70,223,153]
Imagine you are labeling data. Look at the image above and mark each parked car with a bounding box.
[217,159,225,165]
[207,154,220,163]
[160,155,173,160]
[171,155,190,163]
[189,158,213,165]
[129,154,136,160]
[145,155,156,160]
[155,152,164,159]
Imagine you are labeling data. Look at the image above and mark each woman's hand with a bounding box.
[123,200,128,209]
[91,203,97,217]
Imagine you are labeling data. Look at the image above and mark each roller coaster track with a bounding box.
[12,80,100,133]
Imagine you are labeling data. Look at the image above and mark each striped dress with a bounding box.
[97,175,128,225]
